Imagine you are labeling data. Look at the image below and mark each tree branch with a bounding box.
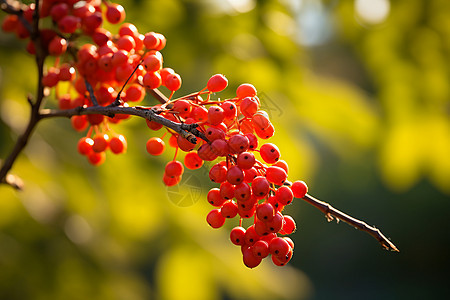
[300,193,399,252]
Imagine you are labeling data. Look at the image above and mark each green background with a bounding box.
[1,0,449,299]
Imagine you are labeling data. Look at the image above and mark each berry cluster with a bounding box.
[2,1,310,268]
[144,73,309,268]
[1,0,181,165]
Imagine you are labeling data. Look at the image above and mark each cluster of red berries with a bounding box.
[2,1,310,268]
[1,0,181,165]
[144,73,309,268]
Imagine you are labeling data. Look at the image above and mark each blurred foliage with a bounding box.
[1,0,450,299]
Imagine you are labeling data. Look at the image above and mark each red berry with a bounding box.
[106,3,126,24]
[207,105,225,126]
[244,225,260,246]
[207,74,228,93]
[88,151,106,166]
[275,186,294,205]
[118,23,138,37]
[230,226,246,246]
[260,143,280,164]
[143,32,161,49]
[146,137,165,155]
[227,134,249,154]
[266,212,284,233]
[269,237,291,257]
[252,111,271,131]
[163,173,181,186]
[207,188,226,207]
[251,176,270,199]
[109,135,127,154]
[234,183,251,202]
[209,163,228,183]
[192,106,208,122]
[236,151,255,169]
[143,54,162,72]
[92,133,110,153]
[206,209,226,228]
[210,139,229,157]
[243,167,258,183]
[291,180,308,198]
[165,160,184,178]
[279,215,296,235]
[165,73,182,91]
[146,119,163,131]
[71,115,88,132]
[256,202,275,222]
[239,97,259,118]
[220,200,238,218]
[197,143,218,161]
[242,246,262,268]
[252,240,269,259]
[123,84,145,102]
[58,15,80,34]
[227,165,244,185]
[265,166,287,186]
[220,101,237,119]
[184,152,203,170]
[78,137,94,155]
[142,72,162,89]
[218,182,234,200]
[236,83,257,99]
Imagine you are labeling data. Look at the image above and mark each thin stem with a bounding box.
[300,193,399,252]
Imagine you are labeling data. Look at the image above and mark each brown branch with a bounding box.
[300,193,399,252]
[38,103,206,144]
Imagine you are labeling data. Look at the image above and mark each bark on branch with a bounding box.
[301,193,399,252]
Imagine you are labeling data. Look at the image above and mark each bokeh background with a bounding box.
[1,0,450,299]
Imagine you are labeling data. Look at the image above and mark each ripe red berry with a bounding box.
[226,165,244,185]
[236,151,255,169]
[265,166,287,186]
[227,134,249,154]
[71,115,88,132]
[209,163,228,183]
[197,143,218,161]
[207,74,228,93]
[207,188,226,207]
[275,186,294,205]
[88,151,106,166]
[184,152,203,170]
[256,202,275,222]
[251,176,270,199]
[207,106,225,126]
[230,226,246,246]
[239,97,259,118]
[58,15,80,34]
[269,237,291,257]
[279,215,296,235]
[234,182,251,202]
[242,246,262,269]
[291,180,308,198]
[106,3,126,24]
[164,73,182,91]
[165,160,184,177]
[77,137,94,155]
[206,209,226,229]
[109,134,127,154]
[142,72,162,89]
[146,137,165,155]
[92,133,110,153]
[252,240,270,259]
[244,225,260,246]
[220,200,238,218]
[260,143,280,164]
[220,101,237,119]
[163,173,181,186]
[236,83,257,99]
